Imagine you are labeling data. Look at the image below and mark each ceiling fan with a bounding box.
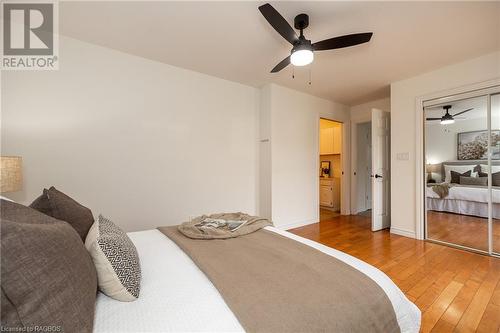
[258,3,373,73]
[426,105,473,125]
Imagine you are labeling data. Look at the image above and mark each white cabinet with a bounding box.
[333,127,341,154]
[320,185,333,206]
[320,127,341,155]
[319,178,340,210]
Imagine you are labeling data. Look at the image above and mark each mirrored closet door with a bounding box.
[491,93,500,256]
[424,86,500,256]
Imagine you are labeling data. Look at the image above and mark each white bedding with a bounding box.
[426,185,500,218]
[94,227,421,333]
[426,184,500,203]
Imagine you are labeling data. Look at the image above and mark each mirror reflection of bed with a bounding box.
[424,94,500,254]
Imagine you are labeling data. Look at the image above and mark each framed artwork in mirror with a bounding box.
[457,130,500,160]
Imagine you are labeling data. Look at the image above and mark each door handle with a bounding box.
[371,174,383,179]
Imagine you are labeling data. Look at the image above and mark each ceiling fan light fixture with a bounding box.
[440,118,455,125]
[290,49,314,66]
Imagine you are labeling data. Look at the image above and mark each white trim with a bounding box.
[390,227,416,239]
[415,78,500,241]
[278,218,318,231]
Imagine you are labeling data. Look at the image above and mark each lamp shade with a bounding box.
[426,163,441,173]
[1,156,22,193]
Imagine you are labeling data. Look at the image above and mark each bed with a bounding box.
[426,160,500,218]
[1,193,420,333]
[93,226,421,333]
[426,184,500,218]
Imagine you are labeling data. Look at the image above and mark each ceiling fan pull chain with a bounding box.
[308,67,312,85]
[292,67,295,79]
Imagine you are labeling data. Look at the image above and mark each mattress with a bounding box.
[93,227,421,333]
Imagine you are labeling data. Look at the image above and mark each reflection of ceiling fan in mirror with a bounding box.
[426,105,474,125]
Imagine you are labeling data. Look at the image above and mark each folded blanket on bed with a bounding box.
[178,212,271,239]
[158,226,400,333]
[431,183,454,198]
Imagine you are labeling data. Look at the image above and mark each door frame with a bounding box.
[318,117,348,215]
[415,78,500,242]
[350,114,372,214]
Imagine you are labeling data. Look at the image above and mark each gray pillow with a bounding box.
[30,186,94,241]
[1,200,97,332]
[460,176,487,186]
[450,170,471,184]
[478,171,500,186]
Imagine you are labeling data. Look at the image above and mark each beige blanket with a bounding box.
[158,226,400,333]
[178,212,271,239]
[431,183,454,198]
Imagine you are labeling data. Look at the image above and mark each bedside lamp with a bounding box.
[1,156,22,193]
[426,163,440,183]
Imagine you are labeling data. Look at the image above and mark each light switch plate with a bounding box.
[396,152,410,161]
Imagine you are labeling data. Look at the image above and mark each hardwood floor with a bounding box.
[427,211,500,253]
[319,208,340,221]
[289,215,500,333]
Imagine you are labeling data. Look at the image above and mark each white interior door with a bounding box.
[371,109,390,231]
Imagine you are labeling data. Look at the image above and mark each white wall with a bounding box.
[391,51,500,238]
[350,98,391,122]
[259,84,350,229]
[1,36,260,232]
[426,118,488,166]
[349,97,390,213]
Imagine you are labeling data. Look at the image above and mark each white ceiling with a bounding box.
[60,1,500,105]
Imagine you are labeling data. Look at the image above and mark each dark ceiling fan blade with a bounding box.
[258,3,298,45]
[426,118,442,120]
[271,56,291,73]
[452,108,473,117]
[312,32,373,51]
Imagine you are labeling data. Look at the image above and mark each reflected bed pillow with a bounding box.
[478,171,500,186]
[479,164,500,174]
[460,176,487,186]
[443,164,476,183]
[450,170,471,184]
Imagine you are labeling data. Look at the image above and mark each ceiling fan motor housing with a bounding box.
[292,39,313,53]
[294,13,309,30]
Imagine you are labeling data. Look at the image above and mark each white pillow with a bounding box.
[479,164,500,174]
[85,215,141,302]
[443,165,476,183]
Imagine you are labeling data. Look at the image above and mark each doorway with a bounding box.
[351,109,391,231]
[356,122,372,217]
[319,118,342,221]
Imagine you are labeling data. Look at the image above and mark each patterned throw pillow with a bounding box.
[85,215,141,301]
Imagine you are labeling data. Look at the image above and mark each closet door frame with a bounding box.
[416,79,500,257]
